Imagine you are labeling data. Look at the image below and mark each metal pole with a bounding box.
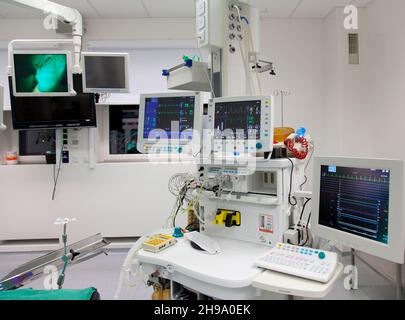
[351,249,356,290]
[396,263,403,300]
[281,92,284,128]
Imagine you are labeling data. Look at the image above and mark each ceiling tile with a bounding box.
[0,1,44,18]
[292,0,352,18]
[0,0,376,19]
[142,0,195,18]
[87,0,148,18]
[351,0,374,7]
[250,0,302,18]
[52,0,102,18]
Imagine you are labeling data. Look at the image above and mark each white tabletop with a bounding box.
[137,235,269,288]
[252,263,344,298]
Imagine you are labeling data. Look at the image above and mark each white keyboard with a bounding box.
[254,243,338,283]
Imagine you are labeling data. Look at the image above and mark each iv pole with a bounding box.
[274,90,291,127]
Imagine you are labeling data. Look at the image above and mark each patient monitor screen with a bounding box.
[319,165,390,244]
[143,96,195,140]
[13,53,69,93]
[214,100,261,140]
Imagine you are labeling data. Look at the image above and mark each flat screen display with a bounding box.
[13,53,69,94]
[143,96,195,140]
[9,75,96,129]
[214,100,261,140]
[319,165,390,244]
[83,55,127,91]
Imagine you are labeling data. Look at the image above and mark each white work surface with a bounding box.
[252,263,344,299]
[138,235,275,299]
[137,236,269,288]
[137,235,344,300]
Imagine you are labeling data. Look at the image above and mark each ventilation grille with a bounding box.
[348,33,360,65]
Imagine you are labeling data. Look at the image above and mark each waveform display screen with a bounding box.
[143,96,195,139]
[214,100,261,140]
[319,165,390,244]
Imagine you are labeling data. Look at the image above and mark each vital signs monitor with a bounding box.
[207,96,274,156]
[137,92,202,154]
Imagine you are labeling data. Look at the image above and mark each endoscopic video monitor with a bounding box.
[11,50,74,97]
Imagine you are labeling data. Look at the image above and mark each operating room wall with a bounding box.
[260,18,325,189]
[355,0,405,285]
[323,0,405,159]
[362,0,405,160]
[322,8,373,158]
[322,1,405,283]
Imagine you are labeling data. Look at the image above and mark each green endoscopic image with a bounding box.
[14,54,68,93]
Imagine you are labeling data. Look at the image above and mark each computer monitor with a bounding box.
[137,92,202,154]
[312,157,405,264]
[11,50,75,97]
[81,52,129,93]
[9,74,97,129]
[207,96,274,156]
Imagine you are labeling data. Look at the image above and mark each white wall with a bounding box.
[323,0,405,282]
[360,0,405,284]
[323,8,373,157]
[362,0,405,159]
[261,19,325,151]
[0,162,194,241]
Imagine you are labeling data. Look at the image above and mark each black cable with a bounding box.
[52,136,64,201]
[299,175,308,190]
[302,212,312,246]
[295,200,311,246]
[299,198,311,223]
[286,158,298,206]
[306,212,312,230]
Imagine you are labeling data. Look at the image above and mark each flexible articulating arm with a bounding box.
[3,0,83,73]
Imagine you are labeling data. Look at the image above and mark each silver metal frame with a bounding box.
[0,234,110,291]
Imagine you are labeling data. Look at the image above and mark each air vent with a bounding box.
[348,33,360,65]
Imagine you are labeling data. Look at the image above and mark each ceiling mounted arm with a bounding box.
[3,0,83,72]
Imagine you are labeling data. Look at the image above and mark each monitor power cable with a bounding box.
[52,135,66,201]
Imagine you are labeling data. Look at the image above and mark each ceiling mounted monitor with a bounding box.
[11,50,75,97]
[81,52,130,94]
